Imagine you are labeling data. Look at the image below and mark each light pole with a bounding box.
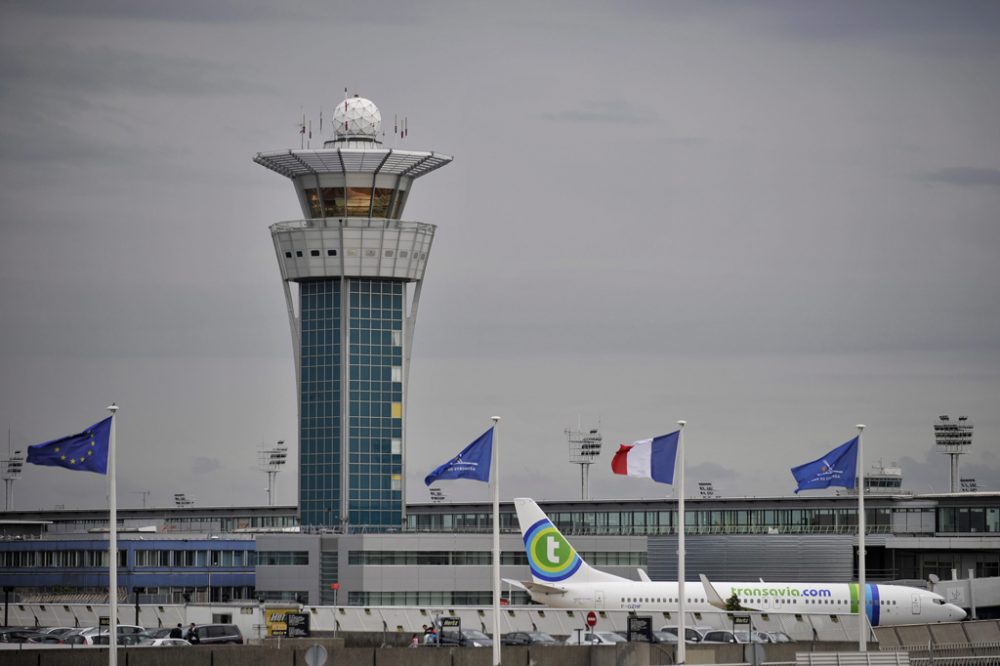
[258,441,288,506]
[934,415,973,493]
[2,449,24,510]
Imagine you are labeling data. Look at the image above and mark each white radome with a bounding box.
[333,96,381,139]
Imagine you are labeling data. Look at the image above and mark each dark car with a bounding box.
[435,629,493,647]
[0,629,47,643]
[142,627,175,639]
[187,624,244,645]
[501,631,559,646]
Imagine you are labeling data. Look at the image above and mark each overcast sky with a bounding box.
[1,1,998,512]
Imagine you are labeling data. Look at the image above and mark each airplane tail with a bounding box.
[514,497,627,585]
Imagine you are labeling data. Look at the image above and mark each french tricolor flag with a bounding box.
[611,431,680,484]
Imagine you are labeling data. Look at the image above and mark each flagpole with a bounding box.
[490,416,501,666]
[856,424,866,652]
[108,404,119,666]
[676,420,686,666]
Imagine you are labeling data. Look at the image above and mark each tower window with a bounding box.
[285,252,292,258]
[310,250,320,257]
[327,249,337,256]
[296,251,303,258]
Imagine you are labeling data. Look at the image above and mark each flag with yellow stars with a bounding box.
[26,416,112,474]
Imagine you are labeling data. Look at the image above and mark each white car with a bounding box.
[138,637,191,647]
[564,631,627,646]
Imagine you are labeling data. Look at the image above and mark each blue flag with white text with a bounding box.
[26,416,112,475]
[424,427,493,486]
[790,436,859,493]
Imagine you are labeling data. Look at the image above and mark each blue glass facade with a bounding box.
[299,278,404,530]
[300,280,342,527]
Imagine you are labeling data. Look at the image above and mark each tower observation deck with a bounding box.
[254,95,452,530]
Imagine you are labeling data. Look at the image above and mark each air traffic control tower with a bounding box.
[254,96,452,530]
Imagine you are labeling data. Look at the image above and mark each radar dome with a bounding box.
[333,96,381,140]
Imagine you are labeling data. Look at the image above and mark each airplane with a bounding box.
[507,497,966,627]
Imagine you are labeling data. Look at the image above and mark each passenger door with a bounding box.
[911,593,921,616]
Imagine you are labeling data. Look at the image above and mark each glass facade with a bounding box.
[299,278,405,530]
[304,187,407,219]
[300,280,342,527]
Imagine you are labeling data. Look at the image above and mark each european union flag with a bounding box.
[26,416,112,475]
[790,436,859,493]
[424,427,493,486]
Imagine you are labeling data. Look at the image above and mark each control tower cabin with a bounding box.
[254,96,452,530]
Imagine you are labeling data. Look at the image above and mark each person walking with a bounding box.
[169,623,183,639]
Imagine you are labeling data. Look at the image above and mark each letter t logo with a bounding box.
[546,535,561,564]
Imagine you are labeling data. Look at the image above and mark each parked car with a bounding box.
[701,629,768,644]
[766,631,794,643]
[92,633,146,645]
[138,637,191,647]
[65,625,147,645]
[186,623,244,645]
[564,631,628,646]
[79,624,145,637]
[436,629,493,647]
[0,628,49,643]
[141,627,175,639]
[501,631,559,646]
[659,625,708,642]
[39,627,76,637]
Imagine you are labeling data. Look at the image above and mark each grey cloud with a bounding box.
[0,44,267,98]
[540,101,660,125]
[8,0,427,25]
[921,167,1000,189]
[897,446,1000,494]
[191,457,222,474]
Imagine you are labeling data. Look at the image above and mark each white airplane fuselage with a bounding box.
[523,579,964,626]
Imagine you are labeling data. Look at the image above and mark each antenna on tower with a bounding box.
[131,491,151,509]
[566,420,602,500]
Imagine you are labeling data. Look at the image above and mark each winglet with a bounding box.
[502,578,527,591]
[637,569,651,582]
[700,573,728,610]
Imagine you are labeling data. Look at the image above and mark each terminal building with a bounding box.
[1,492,998,617]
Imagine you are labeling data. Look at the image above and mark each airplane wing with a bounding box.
[637,568,651,582]
[699,574,729,610]
[502,578,569,596]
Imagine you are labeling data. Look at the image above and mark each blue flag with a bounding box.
[790,436,859,493]
[424,427,493,486]
[26,416,112,475]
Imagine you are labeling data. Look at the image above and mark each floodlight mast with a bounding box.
[934,415,974,493]
[566,424,602,500]
[2,449,24,511]
[259,440,289,506]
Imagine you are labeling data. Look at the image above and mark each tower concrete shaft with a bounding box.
[254,96,452,530]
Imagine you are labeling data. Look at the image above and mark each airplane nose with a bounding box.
[949,604,967,621]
